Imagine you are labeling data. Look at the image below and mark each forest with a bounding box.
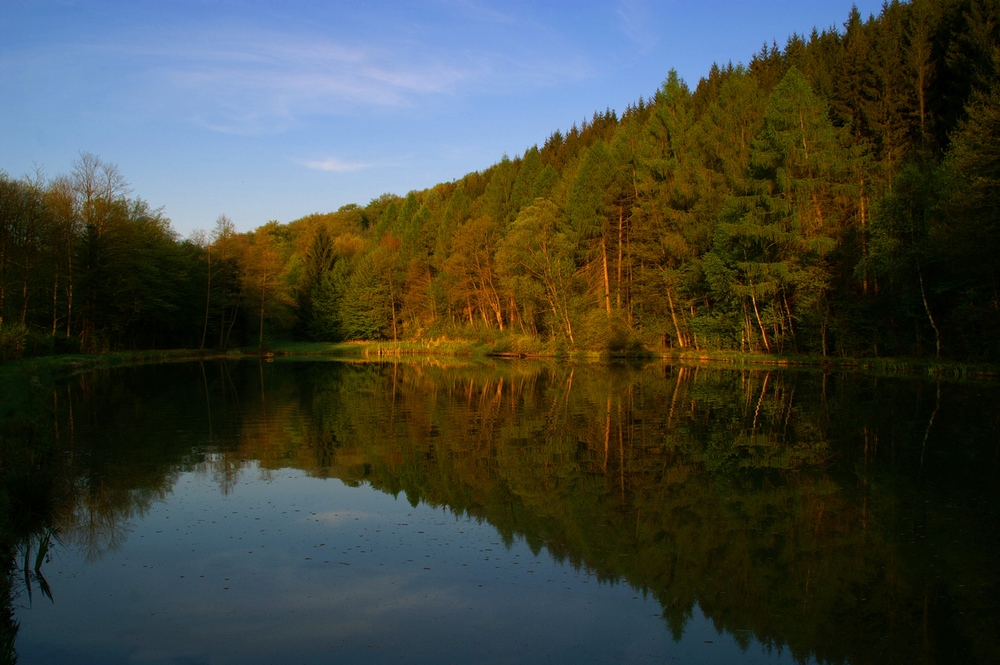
[1,0,998,361]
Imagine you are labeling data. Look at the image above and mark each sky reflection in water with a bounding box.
[17,464,801,664]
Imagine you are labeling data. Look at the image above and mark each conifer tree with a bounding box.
[709,68,852,354]
[938,79,1000,357]
[632,70,702,347]
[566,140,630,319]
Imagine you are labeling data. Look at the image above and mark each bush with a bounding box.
[0,325,82,362]
[0,325,28,362]
[576,310,646,354]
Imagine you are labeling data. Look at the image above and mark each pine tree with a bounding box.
[938,79,1000,357]
[566,140,630,320]
[709,68,853,354]
[632,70,703,347]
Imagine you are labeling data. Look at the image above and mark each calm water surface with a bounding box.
[5,359,999,664]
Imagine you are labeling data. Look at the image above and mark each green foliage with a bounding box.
[340,252,394,340]
[0,324,60,362]
[865,160,944,356]
[497,199,579,343]
[935,79,1000,358]
[308,259,350,341]
[709,68,856,355]
[5,0,999,362]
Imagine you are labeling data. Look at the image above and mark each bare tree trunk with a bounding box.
[223,293,240,350]
[65,242,73,337]
[258,272,266,350]
[918,270,941,358]
[782,291,797,351]
[601,238,611,316]
[200,245,211,350]
[19,255,30,325]
[388,274,398,341]
[617,205,624,310]
[860,172,869,295]
[258,298,264,351]
[0,242,6,326]
[218,268,227,349]
[51,264,59,335]
[750,287,771,353]
[666,289,685,348]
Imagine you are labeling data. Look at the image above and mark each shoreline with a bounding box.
[2,341,997,381]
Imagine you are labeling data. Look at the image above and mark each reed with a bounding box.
[19,528,54,604]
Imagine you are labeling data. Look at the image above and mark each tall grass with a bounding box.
[19,529,55,604]
[360,339,484,358]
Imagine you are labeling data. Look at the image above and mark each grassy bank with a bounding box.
[0,348,241,387]
[3,339,996,381]
[660,347,999,378]
[272,337,641,360]
[269,339,489,358]
[267,339,998,378]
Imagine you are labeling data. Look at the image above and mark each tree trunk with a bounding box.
[388,274,398,342]
[750,287,771,353]
[666,289,685,348]
[51,264,59,335]
[860,172,869,295]
[918,269,941,358]
[617,204,624,311]
[223,293,240,350]
[258,263,267,351]
[19,255,30,325]
[218,268,228,349]
[65,281,73,337]
[601,238,611,315]
[782,291,797,352]
[0,242,6,326]
[200,245,211,350]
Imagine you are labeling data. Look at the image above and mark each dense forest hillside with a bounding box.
[1,0,998,360]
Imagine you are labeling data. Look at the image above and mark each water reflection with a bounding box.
[3,359,999,664]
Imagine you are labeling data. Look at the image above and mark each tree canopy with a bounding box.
[3,0,998,361]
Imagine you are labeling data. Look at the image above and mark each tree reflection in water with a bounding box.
[3,359,998,664]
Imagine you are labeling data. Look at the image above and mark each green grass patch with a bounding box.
[0,349,238,390]
[269,338,489,359]
[659,348,999,378]
[2,337,996,381]
[483,333,563,358]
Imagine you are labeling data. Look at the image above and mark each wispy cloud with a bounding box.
[8,6,596,137]
[434,0,518,24]
[311,510,377,524]
[141,26,474,134]
[302,157,372,173]
[616,0,658,53]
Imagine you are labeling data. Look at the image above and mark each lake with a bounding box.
[3,358,998,664]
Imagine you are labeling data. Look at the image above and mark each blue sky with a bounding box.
[2,1,887,237]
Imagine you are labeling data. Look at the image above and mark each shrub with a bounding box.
[0,325,28,362]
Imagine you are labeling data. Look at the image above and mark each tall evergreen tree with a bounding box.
[937,78,1000,357]
[632,70,704,347]
[709,68,853,354]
